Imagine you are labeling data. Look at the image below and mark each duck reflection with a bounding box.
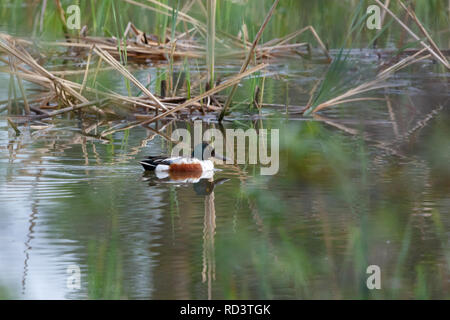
[193,178,229,196]
[202,187,215,300]
[199,177,229,300]
[142,171,229,299]
[142,170,229,193]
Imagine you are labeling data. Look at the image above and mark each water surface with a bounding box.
[0,19,449,298]
[1,73,449,298]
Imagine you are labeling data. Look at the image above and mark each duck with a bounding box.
[140,142,227,176]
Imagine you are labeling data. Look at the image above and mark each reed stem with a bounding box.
[207,0,216,88]
[218,0,280,122]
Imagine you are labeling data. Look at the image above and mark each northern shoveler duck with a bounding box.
[140,142,227,177]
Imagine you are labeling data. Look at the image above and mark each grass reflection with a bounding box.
[209,118,449,299]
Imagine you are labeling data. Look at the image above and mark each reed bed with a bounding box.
[0,31,266,127]
[0,0,448,133]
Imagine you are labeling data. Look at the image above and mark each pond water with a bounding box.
[1,49,449,300]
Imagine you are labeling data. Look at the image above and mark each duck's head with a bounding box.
[193,178,230,196]
[192,142,228,162]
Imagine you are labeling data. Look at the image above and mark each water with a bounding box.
[0,5,449,298]
[0,69,449,298]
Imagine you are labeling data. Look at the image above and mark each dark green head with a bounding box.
[192,142,214,160]
[192,142,228,162]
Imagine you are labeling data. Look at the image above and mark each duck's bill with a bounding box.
[213,154,231,163]
[214,178,230,186]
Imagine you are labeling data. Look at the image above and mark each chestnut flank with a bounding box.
[169,163,203,172]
